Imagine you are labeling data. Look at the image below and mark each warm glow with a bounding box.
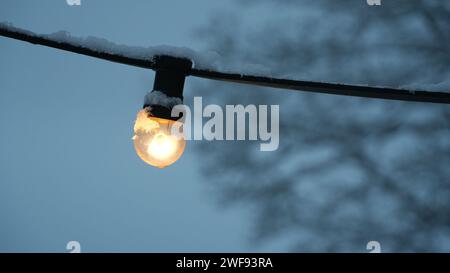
[133,108,185,168]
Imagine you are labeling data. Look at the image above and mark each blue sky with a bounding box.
[0,0,276,252]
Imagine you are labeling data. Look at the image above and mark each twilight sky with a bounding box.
[0,0,282,252]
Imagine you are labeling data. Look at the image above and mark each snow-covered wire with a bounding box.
[1,23,449,104]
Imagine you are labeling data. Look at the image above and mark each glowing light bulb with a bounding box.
[133,109,185,168]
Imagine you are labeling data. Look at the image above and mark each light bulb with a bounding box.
[133,108,185,168]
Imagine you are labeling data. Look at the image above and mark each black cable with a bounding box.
[1,24,449,104]
[190,69,450,104]
[0,24,156,70]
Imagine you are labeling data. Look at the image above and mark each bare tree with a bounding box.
[194,0,450,252]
